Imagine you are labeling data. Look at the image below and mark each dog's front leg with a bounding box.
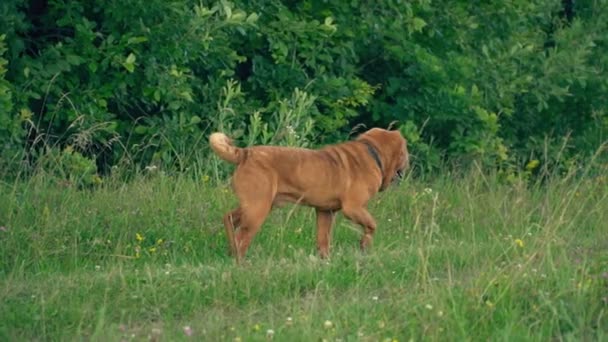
[342,205,377,251]
[316,209,335,259]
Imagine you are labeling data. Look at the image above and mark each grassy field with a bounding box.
[1,167,607,341]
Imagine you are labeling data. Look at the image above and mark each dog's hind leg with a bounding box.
[223,208,242,257]
[234,202,272,261]
[232,173,275,261]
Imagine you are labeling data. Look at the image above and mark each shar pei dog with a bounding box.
[210,128,409,261]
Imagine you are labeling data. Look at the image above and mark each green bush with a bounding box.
[0,0,606,178]
[34,145,101,188]
[0,33,24,178]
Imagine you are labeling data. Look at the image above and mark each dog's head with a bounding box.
[357,128,409,191]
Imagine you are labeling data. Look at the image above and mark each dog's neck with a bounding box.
[360,140,384,178]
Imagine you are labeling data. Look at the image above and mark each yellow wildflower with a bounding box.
[526,159,540,170]
[20,108,33,120]
[514,239,524,248]
[91,175,103,185]
[136,233,144,242]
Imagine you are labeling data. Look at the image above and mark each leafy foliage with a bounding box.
[0,0,606,178]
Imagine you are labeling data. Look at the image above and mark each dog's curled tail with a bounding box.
[209,132,242,164]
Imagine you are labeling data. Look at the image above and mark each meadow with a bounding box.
[0,165,607,341]
[2,1,607,340]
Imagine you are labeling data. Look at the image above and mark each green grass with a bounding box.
[1,169,607,341]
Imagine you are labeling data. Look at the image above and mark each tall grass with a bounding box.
[0,161,607,340]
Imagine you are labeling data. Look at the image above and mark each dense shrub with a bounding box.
[0,0,606,178]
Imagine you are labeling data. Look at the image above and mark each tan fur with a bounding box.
[210,128,409,262]
[209,132,242,164]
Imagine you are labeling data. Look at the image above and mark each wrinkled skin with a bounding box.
[210,128,409,262]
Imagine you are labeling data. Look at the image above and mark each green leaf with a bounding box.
[180,91,193,102]
[411,17,427,32]
[123,53,136,73]
[124,63,134,73]
[231,10,246,22]
[190,115,201,125]
[246,13,259,24]
[127,36,148,45]
[134,125,148,134]
[125,53,136,65]
[66,54,85,66]
[223,2,232,19]
[88,62,98,73]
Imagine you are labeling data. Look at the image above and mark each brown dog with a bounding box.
[210,128,409,261]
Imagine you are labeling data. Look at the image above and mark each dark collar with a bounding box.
[360,140,383,177]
